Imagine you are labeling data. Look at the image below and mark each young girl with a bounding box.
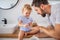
[18,4,39,40]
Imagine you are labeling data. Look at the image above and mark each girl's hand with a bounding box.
[24,24,29,28]
[25,33,28,37]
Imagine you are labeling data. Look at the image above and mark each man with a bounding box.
[31,0,60,40]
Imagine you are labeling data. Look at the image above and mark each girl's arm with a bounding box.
[18,20,26,27]
[18,20,29,27]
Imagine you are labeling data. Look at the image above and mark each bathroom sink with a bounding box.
[0,24,17,34]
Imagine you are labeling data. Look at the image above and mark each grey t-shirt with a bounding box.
[49,5,60,27]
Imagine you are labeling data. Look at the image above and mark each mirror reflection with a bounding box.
[0,0,19,10]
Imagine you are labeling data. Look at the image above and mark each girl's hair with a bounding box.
[22,4,32,12]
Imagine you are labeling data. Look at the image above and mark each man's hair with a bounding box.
[32,0,49,7]
[22,4,32,11]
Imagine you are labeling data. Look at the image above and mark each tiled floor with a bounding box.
[0,38,56,40]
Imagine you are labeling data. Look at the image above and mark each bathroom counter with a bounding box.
[0,33,33,38]
[0,33,51,38]
[0,27,51,38]
[0,33,17,38]
[0,26,32,38]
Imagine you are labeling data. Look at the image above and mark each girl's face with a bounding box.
[23,8,31,17]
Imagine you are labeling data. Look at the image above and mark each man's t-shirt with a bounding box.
[49,4,60,26]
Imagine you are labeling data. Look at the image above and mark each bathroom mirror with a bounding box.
[0,0,19,10]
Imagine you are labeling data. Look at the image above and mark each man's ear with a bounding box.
[40,4,45,10]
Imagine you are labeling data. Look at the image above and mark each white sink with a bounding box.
[0,24,17,34]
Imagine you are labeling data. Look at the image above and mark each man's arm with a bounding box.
[39,26,60,39]
[55,24,60,35]
[27,27,40,35]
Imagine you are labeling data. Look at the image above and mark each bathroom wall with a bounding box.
[0,0,60,27]
[0,0,38,24]
[0,0,30,24]
[0,0,34,24]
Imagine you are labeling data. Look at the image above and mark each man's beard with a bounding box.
[38,8,46,17]
[41,9,51,17]
[41,12,46,17]
[40,9,46,17]
[38,12,46,17]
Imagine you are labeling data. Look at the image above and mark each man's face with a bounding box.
[33,4,51,17]
[43,4,51,14]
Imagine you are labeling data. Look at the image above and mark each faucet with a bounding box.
[2,18,7,24]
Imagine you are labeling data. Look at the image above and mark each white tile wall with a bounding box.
[0,0,60,26]
[0,0,50,27]
[0,0,32,24]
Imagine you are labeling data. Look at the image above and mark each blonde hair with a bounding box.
[22,4,32,12]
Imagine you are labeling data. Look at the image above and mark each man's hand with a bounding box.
[39,26,48,31]
[32,23,37,27]
[47,26,54,30]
